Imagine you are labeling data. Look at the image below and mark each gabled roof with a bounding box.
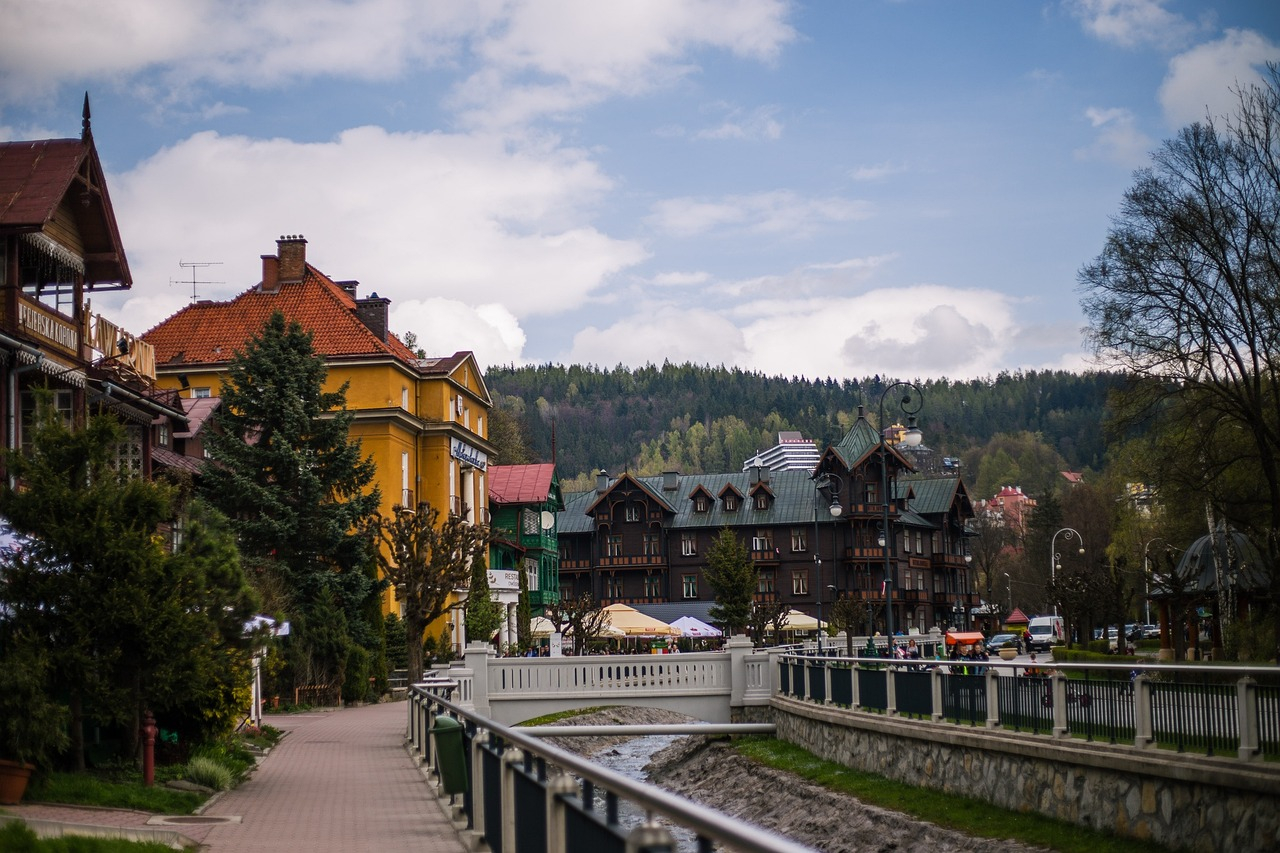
[585,472,677,516]
[489,463,561,508]
[143,267,419,367]
[417,351,493,407]
[175,396,220,439]
[898,477,972,518]
[824,411,913,473]
[0,99,131,288]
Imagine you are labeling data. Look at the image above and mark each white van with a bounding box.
[1027,616,1064,652]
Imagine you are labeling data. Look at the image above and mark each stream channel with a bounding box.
[586,732,700,851]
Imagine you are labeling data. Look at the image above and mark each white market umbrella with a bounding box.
[669,615,723,638]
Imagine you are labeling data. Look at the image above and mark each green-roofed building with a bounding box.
[557,407,976,636]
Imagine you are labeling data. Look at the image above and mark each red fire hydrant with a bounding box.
[142,710,158,787]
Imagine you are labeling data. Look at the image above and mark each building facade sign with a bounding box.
[18,300,77,355]
[452,439,488,471]
[487,569,519,591]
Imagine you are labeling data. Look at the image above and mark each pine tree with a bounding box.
[465,555,502,648]
[704,527,755,637]
[201,311,382,691]
[0,407,257,768]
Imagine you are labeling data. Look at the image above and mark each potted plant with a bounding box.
[0,635,70,803]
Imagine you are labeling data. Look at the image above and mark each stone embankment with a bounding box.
[544,707,1050,853]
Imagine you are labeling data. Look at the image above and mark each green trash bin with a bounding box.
[430,715,468,795]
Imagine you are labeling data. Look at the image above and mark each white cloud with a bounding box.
[849,162,906,182]
[651,271,712,287]
[94,124,647,355]
[1074,106,1153,166]
[693,104,783,141]
[565,306,749,368]
[391,299,527,370]
[1159,29,1280,128]
[1068,0,1196,50]
[648,190,872,238]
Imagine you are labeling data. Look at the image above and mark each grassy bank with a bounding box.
[731,735,1172,853]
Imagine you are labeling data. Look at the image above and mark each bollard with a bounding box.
[141,711,158,787]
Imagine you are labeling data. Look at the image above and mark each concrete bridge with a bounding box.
[424,636,1280,852]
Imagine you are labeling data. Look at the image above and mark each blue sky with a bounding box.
[2,0,1277,381]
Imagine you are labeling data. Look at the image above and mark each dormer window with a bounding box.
[694,495,709,513]
[625,503,641,522]
[723,494,738,512]
[754,493,769,510]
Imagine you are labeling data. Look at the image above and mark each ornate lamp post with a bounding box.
[1050,527,1084,617]
[878,382,924,647]
[812,472,843,652]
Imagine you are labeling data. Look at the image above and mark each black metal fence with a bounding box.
[774,654,1279,760]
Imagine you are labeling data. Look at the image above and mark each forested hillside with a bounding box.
[484,364,1128,496]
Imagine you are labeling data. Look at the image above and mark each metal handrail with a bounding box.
[413,685,818,853]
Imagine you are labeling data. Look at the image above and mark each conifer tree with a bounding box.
[465,556,503,648]
[704,526,755,637]
[201,311,381,691]
[0,406,257,768]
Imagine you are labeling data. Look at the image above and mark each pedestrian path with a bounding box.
[200,700,466,851]
[3,701,467,852]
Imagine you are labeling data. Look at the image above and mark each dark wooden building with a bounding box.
[557,407,976,634]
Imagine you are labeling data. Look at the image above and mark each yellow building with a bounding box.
[142,235,493,649]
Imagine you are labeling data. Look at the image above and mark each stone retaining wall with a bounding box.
[736,697,1280,852]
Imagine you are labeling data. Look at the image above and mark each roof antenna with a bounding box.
[171,260,224,302]
[82,92,91,142]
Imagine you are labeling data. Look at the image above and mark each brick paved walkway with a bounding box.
[200,700,467,852]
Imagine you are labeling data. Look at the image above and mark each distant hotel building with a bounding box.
[742,431,820,472]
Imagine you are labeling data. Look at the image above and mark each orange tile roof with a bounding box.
[143,266,419,367]
[489,463,557,504]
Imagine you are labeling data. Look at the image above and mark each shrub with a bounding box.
[185,756,233,791]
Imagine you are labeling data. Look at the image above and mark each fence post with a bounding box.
[469,727,489,843]
[728,634,753,708]
[851,660,862,709]
[500,747,525,852]
[465,642,492,718]
[1133,674,1154,748]
[984,668,1000,729]
[886,664,898,717]
[1050,672,1068,739]
[930,665,943,722]
[1238,677,1260,761]
[545,772,579,853]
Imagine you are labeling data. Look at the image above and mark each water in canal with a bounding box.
[587,732,702,851]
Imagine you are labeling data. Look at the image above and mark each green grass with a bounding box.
[25,771,204,814]
[517,706,617,726]
[730,736,1175,853]
[0,820,176,851]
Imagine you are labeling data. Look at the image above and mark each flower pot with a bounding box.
[0,758,34,805]
[999,648,1018,661]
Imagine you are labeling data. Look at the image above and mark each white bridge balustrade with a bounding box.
[419,632,945,725]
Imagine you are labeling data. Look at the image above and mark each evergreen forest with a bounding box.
[484,364,1128,498]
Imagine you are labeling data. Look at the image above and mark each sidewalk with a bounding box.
[5,701,468,852]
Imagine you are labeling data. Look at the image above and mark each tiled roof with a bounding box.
[899,477,969,516]
[143,268,418,366]
[175,396,221,438]
[152,445,203,475]
[0,139,82,227]
[490,463,557,505]
[0,130,131,287]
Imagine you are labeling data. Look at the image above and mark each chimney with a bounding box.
[337,280,359,297]
[663,471,678,491]
[260,254,279,292]
[355,292,391,342]
[277,234,307,283]
[596,469,609,494]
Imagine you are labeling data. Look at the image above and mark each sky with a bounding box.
[2,1,1277,382]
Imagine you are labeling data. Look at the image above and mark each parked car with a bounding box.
[1142,624,1160,639]
[986,633,1019,652]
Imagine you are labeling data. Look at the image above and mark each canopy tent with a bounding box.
[603,603,682,637]
[528,616,624,639]
[669,615,723,638]
[780,609,825,631]
[529,616,559,638]
[945,631,986,647]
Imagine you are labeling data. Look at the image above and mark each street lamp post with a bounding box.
[1142,538,1167,628]
[1050,527,1085,617]
[878,382,924,648]
[1003,571,1012,613]
[812,472,843,652]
